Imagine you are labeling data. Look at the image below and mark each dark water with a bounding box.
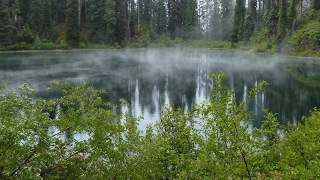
[1,49,320,128]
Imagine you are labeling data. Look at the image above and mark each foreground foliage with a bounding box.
[0,74,320,179]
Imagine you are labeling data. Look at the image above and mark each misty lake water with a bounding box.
[1,49,320,129]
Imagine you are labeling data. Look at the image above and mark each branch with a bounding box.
[64,148,86,161]
[40,148,86,178]
[50,126,73,138]
[10,149,37,177]
[49,102,60,120]
[241,152,252,180]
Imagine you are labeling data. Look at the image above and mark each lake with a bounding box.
[1,49,320,129]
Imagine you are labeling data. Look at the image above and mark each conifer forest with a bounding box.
[0,0,319,56]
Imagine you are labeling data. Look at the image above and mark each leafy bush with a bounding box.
[32,41,57,50]
[288,22,320,56]
[79,42,86,49]
[1,73,320,179]
[17,42,32,50]
[57,40,68,49]
[254,41,274,53]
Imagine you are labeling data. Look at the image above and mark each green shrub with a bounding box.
[1,73,320,179]
[56,40,68,49]
[288,22,320,56]
[79,42,86,49]
[18,42,32,50]
[32,41,57,50]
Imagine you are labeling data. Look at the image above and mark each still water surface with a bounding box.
[1,49,320,128]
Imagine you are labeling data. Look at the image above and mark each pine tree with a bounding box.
[88,0,107,44]
[220,0,233,40]
[288,0,297,35]
[65,0,80,47]
[42,0,58,41]
[231,0,245,44]
[168,0,182,39]
[105,0,116,44]
[264,0,279,38]
[198,0,211,39]
[115,0,127,46]
[209,0,220,40]
[288,0,297,33]
[18,0,30,26]
[314,0,320,9]
[180,0,197,38]
[19,25,35,44]
[155,0,166,35]
[57,0,68,23]
[0,0,13,46]
[243,15,255,42]
[278,0,288,40]
[137,0,142,30]
[142,0,152,26]
[51,0,58,25]
[128,0,136,38]
[29,0,43,38]
[243,0,256,42]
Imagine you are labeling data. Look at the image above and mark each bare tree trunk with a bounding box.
[258,0,261,15]
[78,0,81,27]
[262,0,265,15]
[300,0,303,20]
[292,19,296,35]
[137,0,140,31]
[127,0,131,43]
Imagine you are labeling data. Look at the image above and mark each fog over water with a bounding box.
[1,49,320,129]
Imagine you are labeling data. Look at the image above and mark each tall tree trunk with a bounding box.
[291,19,296,35]
[78,0,81,27]
[300,0,303,20]
[126,0,132,43]
[137,0,140,30]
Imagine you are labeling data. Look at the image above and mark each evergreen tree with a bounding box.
[18,0,30,26]
[142,0,152,26]
[243,15,255,42]
[314,0,320,10]
[168,0,182,39]
[57,0,68,23]
[80,0,88,27]
[243,0,256,42]
[209,0,220,40]
[128,0,136,38]
[51,0,58,25]
[88,0,107,44]
[288,0,297,33]
[0,0,13,46]
[180,0,197,38]
[154,0,167,35]
[198,0,212,39]
[19,25,35,44]
[42,0,58,41]
[105,0,116,44]
[220,0,233,40]
[264,0,279,38]
[115,0,127,46]
[29,0,43,38]
[137,0,142,30]
[231,0,245,44]
[278,0,288,40]
[65,0,80,47]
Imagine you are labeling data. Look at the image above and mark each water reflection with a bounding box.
[0,49,319,128]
